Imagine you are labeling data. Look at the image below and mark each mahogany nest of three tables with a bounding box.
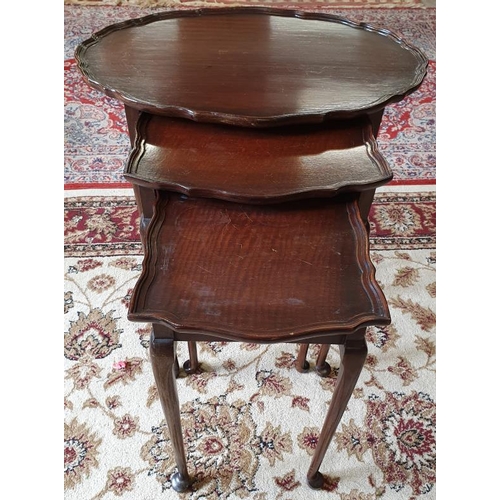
[76,7,427,492]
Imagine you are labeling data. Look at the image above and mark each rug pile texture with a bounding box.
[64,4,436,499]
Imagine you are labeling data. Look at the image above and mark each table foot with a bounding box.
[307,471,324,489]
[171,471,191,492]
[315,344,332,377]
[183,359,198,374]
[296,359,310,373]
[315,361,332,377]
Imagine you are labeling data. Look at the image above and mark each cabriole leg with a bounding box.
[307,330,368,489]
[150,326,191,492]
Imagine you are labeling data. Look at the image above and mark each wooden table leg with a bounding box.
[295,343,310,373]
[307,330,368,489]
[368,108,385,138]
[315,344,332,377]
[132,184,156,245]
[183,341,199,374]
[358,190,375,233]
[124,105,156,245]
[150,325,191,492]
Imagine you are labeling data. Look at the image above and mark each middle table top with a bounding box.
[76,7,428,127]
[125,113,392,203]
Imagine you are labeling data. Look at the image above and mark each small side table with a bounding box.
[75,7,427,492]
[76,7,427,233]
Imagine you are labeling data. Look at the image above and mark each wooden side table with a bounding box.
[75,7,427,233]
[75,7,427,493]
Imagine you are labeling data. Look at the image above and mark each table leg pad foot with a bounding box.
[296,359,310,373]
[183,359,199,374]
[315,361,332,377]
[171,472,191,492]
[307,471,324,489]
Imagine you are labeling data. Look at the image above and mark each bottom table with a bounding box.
[128,190,390,491]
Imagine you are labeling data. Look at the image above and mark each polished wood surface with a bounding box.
[149,332,191,492]
[125,114,392,204]
[129,191,390,491]
[307,330,368,488]
[128,192,390,342]
[75,7,428,127]
[73,8,415,491]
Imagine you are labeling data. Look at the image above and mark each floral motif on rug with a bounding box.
[64,190,435,499]
[64,191,435,256]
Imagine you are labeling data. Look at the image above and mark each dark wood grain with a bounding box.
[74,7,414,491]
[75,7,428,127]
[128,192,390,342]
[125,113,392,204]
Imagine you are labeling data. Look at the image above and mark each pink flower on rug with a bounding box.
[105,357,144,389]
[75,259,103,272]
[110,257,140,270]
[87,273,116,293]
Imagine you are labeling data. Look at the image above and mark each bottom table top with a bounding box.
[128,192,390,342]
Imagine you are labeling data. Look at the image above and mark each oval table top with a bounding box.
[75,7,428,127]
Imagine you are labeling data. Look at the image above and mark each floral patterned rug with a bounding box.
[64,0,433,9]
[64,185,435,499]
[64,4,436,499]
